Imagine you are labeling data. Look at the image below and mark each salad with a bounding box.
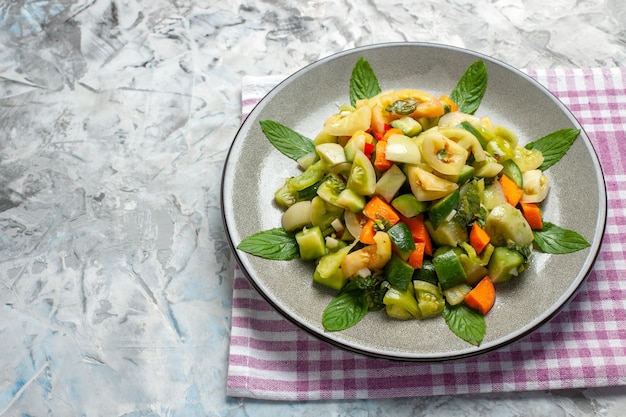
[238,58,590,346]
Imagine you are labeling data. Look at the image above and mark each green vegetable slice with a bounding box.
[525,128,580,171]
[533,222,591,254]
[260,119,316,161]
[237,228,299,260]
[442,302,486,346]
[450,60,488,115]
[349,57,382,107]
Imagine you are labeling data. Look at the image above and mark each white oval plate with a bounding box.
[222,43,606,361]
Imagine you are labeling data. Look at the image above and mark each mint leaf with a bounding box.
[350,57,382,107]
[237,228,300,260]
[442,303,486,346]
[533,222,591,254]
[260,119,315,161]
[322,290,369,331]
[450,60,488,115]
[525,128,580,171]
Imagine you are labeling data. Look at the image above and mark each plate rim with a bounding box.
[222,41,608,362]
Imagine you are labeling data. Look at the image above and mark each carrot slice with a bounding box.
[464,276,496,315]
[363,196,400,226]
[374,141,393,172]
[358,219,377,244]
[499,174,524,207]
[399,214,432,256]
[520,202,543,230]
[469,222,490,254]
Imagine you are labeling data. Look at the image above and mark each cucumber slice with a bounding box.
[384,253,415,291]
[387,222,416,261]
[295,226,326,261]
[488,246,525,283]
[375,164,406,203]
[501,159,524,188]
[390,116,423,137]
[391,193,429,218]
[428,189,460,229]
[412,260,438,286]
[432,248,467,290]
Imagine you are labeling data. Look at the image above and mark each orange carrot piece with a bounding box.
[407,242,426,269]
[465,276,496,315]
[374,141,393,172]
[400,214,432,256]
[520,202,543,230]
[382,127,404,141]
[439,94,459,112]
[469,222,490,254]
[363,196,400,226]
[499,174,524,207]
[359,218,377,244]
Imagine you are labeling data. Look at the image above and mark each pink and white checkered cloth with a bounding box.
[227,67,626,401]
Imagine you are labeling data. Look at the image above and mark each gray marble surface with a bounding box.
[0,0,625,416]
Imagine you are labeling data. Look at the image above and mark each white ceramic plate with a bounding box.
[222,43,606,361]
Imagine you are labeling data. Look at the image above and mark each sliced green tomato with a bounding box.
[459,253,489,286]
[428,189,460,229]
[384,282,420,320]
[485,203,534,247]
[425,218,468,248]
[432,248,467,290]
[313,130,337,146]
[336,188,366,213]
[343,130,370,162]
[512,146,544,172]
[413,280,445,318]
[375,164,406,203]
[391,193,429,217]
[347,150,377,196]
[421,130,469,176]
[288,160,325,191]
[313,244,353,290]
[323,105,372,137]
[480,180,507,210]
[295,226,326,261]
[473,157,503,178]
[316,174,346,206]
[310,196,343,231]
[406,165,458,201]
[282,200,312,232]
[439,127,486,162]
[443,283,472,306]
[384,134,422,164]
[387,222,416,261]
[488,246,525,283]
[316,143,347,167]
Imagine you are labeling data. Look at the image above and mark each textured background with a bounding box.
[1,1,625,415]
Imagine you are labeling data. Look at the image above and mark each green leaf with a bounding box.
[442,303,486,346]
[260,119,315,161]
[350,57,382,107]
[322,290,369,331]
[525,128,580,171]
[237,228,300,260]
[533,222,591,254]
[450,60,488,115]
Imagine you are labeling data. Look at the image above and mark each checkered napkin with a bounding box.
[227,68,626,401]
